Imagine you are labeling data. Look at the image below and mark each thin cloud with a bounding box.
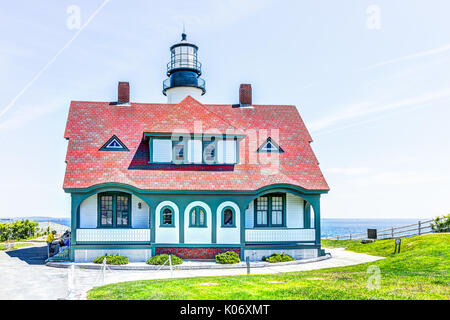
[310,87,450,134]
[0,0,110,121]
[362,43,450,70]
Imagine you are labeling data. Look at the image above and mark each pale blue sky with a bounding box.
[0,0,449,219]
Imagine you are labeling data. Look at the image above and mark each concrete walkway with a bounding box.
[0,244,384,300]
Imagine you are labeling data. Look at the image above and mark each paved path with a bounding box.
[0,244,384,300]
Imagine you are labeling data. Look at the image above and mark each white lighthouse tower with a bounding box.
[162,33,206,103]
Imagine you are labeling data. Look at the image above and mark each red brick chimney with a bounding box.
[118,81,130,104]
[239,84,252,106]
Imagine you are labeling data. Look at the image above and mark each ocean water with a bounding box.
[321,219,421,238]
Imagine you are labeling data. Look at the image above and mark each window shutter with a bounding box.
[152,139,172,162]
[217,140,236,164]
[187,139,202,163]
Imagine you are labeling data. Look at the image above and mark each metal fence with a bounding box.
[324,219,435,241]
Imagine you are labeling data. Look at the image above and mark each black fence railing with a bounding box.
[324,219,435,240]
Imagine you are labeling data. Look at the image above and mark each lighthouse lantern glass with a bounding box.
[171,44,197,70]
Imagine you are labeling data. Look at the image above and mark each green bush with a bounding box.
[264,252,295,263]
[93,254,129,265]
[431,214,450,233]
[146,254,183,265]
[215,251,241,264]
[0,220,38,241]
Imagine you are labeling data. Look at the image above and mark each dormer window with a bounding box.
[257,137,284,153]
[147,134,241,165]
[99,135,129,152]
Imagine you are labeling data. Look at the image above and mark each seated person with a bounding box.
[46,230,56,255]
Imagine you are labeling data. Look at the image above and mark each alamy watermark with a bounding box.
[366,5,381,30]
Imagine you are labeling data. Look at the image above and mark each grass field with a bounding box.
[88,233,450,300]
[0,242,33,251]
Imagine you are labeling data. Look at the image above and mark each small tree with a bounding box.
[431,214,450,233]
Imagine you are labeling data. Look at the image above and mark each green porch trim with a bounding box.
[64,183,329,196]
[304,202,311,229]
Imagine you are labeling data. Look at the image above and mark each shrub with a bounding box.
[431,214,450,233]
[146,254,183,265]
[0,220,38,241]
[93,254,129,265]
[215,251,240,264]
[264,252,295,263]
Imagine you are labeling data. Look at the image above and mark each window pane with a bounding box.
[223,209,233,226]
[256,197,268,225]
[272,196,282,210]
[152,139,172,162]
[204,141,216,163]
[188,139,202,163]
[116,196,129,226]
[257,197,268,210]
[257,211,267,225]
[100,196,113,226]
[199,208,205,226]
[272,211,282,225]
[190,208,197,225]
[162,208,173,225]
[173,143,185,162]
[217,139,237,164]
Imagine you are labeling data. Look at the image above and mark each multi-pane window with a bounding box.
[254,194,285,227]
[161,207,174,227]
[222,207,235,227]
[116,195,129,226]
[190,206,207,227]
[256,197,268,226]
[98,192,131,228]
[271,196,283,226]
[100,195,113,226]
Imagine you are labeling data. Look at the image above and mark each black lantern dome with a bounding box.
[163,33,206,96]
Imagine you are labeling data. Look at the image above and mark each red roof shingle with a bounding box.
[63,96,329,192]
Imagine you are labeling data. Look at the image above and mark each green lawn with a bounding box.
[88,233,450,300]
[0,242,33,251]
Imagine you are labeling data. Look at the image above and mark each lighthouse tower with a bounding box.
[163,33,206,103]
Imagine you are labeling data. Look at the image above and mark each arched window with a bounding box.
[160,206,175,227]
[190,206,207,227]
[222,207,236,228]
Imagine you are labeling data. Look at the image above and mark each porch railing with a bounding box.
[245,228,316,242]
[76,229,151,243]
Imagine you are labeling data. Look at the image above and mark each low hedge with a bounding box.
[93,254,129,265]
[215,251,240,264]
[146,254,183,265]
[263,253,295,263]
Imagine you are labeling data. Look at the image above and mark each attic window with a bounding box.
[257,137,284,153]
[99,135,129,151]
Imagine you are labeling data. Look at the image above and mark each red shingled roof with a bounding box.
[63,96,329,192]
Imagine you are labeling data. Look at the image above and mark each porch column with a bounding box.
[69,194,82,261]
[309,196,321,246]
[304,202,311,229]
